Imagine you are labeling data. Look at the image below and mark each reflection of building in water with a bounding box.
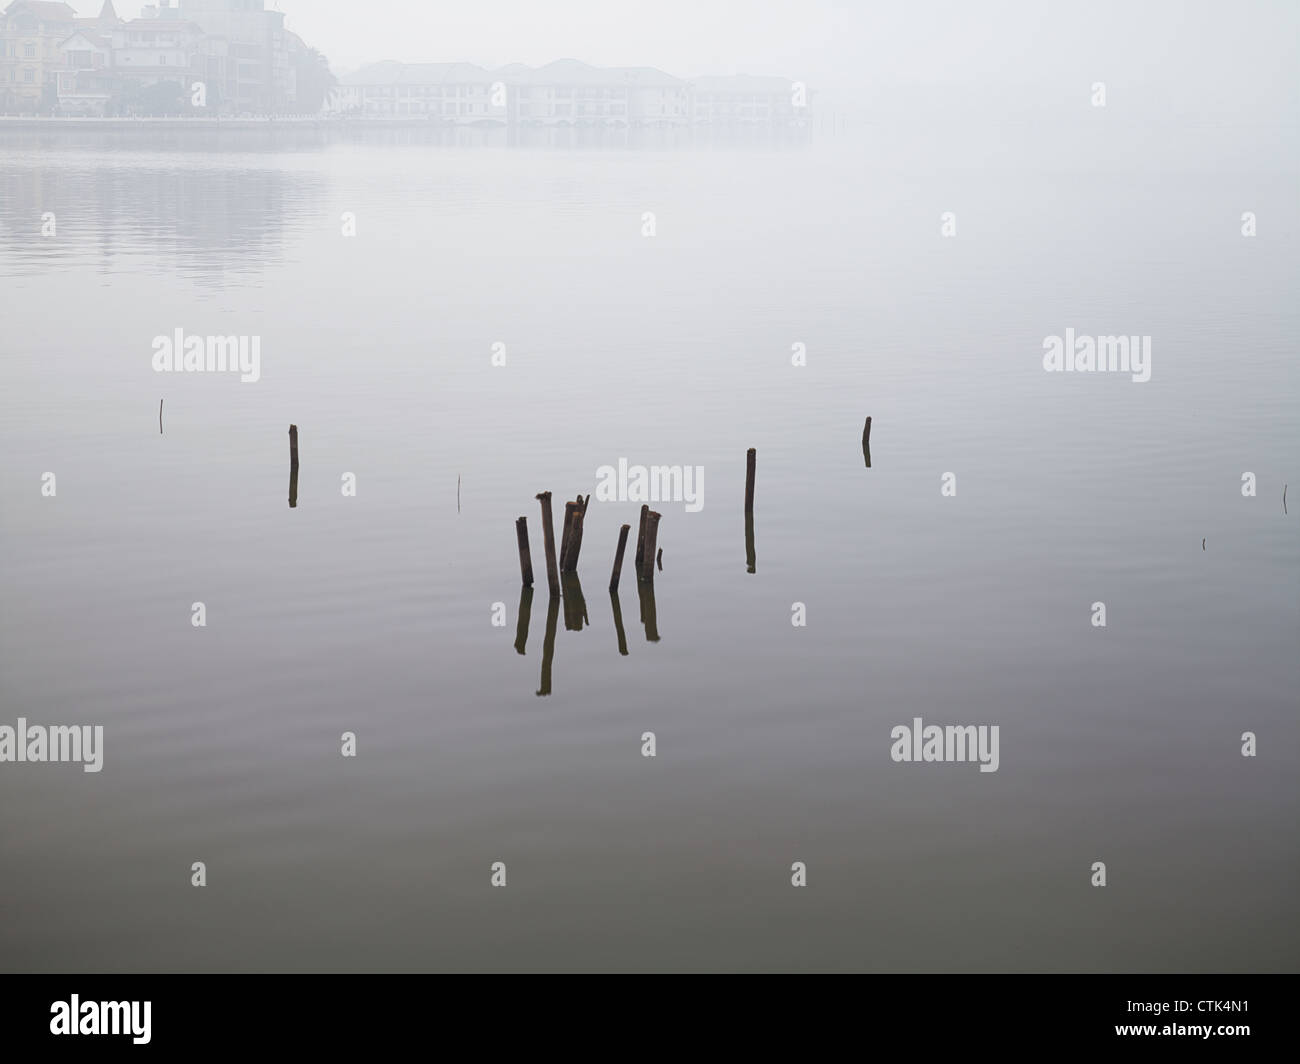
[0,145,325,286]
[332,59,809,129]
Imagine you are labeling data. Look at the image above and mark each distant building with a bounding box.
[689,74,803,126]
[331,59,804,128]
[55,26,114,115]
[111,16,206,111]
[333,60,504,120]
[0,0,77,113]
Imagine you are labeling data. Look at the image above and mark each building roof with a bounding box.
[60,28,111,48]
[97,0,119,21]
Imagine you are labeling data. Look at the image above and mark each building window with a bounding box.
[24,43,36,58]
[24,69,35,82]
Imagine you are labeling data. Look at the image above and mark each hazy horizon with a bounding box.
[55,0,1299,120]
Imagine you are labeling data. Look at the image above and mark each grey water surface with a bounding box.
[1,122,1296,971]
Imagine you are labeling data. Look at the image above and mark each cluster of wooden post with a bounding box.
[518,492,659,593]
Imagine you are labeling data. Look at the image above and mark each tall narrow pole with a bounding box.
[744,448,756,513]
[536,491,560,595]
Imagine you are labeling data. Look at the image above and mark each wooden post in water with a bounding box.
[564,496,587,572]
[288,424,300,509]
[640,510,661,583]
[535,492,560,595]
[744,448,756,513]
[862,416,872,468]
[515,516,534,587]
[559,500,577,570]
[609,523,631,591]
[159,399,164,435]
[634,504,649,571]
[656,547,663,572]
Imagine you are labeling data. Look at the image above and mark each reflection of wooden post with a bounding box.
[638,577,660,642]
[640,510,661,582]
[633,504,649,571]
[535,492,560,595]
[745,511,756,574]
[744,448,756,513]
[537,593,559,696]
[159,399,164,435]
[561,572,586,631]
[610,588,629,655]
[609,523,631,590]
[515,517,534,587]
[288,424,300,509]
[514,586,533,655]
[862,416,872,468]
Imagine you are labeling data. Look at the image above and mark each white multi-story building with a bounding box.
[331,60,801,128]
[688,74,803,125]
[333,60,504,120]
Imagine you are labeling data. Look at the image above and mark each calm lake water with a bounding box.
[1,121,1297,972]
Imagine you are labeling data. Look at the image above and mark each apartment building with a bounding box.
[0,0,76,112]
[332,60,797,128]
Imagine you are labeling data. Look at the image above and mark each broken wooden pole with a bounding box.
[559,500,577,569]
[535,492,560,595]
[633,504,649,571]
[640,510,661,582]
[862,416,872,468]
[564,497,587,572]
[656,547,663,572]
[744,448,756,513]
[159,399,164,435]
[609,523,631,591]
[515,516,534,587]
[288,424,300,509]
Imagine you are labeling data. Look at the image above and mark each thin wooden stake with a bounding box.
[559,500,577,570]
[744,448,756,513]
[640,510,661,582]
[536,492,560,595]
[634,504,649,571]
[515,516,534,587]
[609,523,631,591]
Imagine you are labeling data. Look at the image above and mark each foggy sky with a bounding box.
[65,0,1299,118]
